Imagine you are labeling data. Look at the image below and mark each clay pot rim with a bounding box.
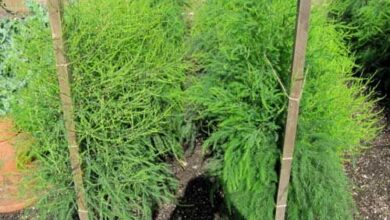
[1,118,37,213]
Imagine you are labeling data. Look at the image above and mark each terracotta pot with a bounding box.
[0,118,35,213]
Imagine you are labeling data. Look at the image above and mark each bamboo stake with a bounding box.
[275,0,311,220]
[47,0,89,219]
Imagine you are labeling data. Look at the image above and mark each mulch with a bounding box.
[345,106,390,220]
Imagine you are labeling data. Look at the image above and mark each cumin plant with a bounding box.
[189,1,380,219]
[7,0,187,219]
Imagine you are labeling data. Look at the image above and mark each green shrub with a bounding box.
[331,0,390,96]
[189,0,379,219]
[7,0,186,219]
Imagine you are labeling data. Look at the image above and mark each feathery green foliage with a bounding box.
[288,7,379,219]
[189,1,380,219]
[7,1,186,219]
[331,0,390,95]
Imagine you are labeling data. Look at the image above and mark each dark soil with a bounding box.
[345,104,390,220]
[0,212,22,220]
[170,176,223,220]
[0,209,38,220]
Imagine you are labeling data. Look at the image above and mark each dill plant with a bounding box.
[189,0,380,219]
[7,0,187,219]
[287,6,379,219]
[189,1,295,219]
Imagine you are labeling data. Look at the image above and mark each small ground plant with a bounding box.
[7,0,187,219]
[189,0,380,219]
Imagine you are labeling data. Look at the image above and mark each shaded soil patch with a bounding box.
[155,137,212,220]
[346,106,390,219]
[170,176,223,220]
[155,130,226,220]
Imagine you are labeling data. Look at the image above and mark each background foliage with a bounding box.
[0,18,23,115]
[0,1,43,116]
[331,0,390,97]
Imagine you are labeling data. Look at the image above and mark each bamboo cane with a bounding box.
[47,0,89,219]
[275,0,311,220]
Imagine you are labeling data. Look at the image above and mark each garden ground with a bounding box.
[345,103,390,220]
[1,0,389,219]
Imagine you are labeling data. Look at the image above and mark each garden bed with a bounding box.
[1,0,389,219]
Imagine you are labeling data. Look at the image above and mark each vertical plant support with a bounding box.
[275,0,311,220]
[47,0,89,219]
